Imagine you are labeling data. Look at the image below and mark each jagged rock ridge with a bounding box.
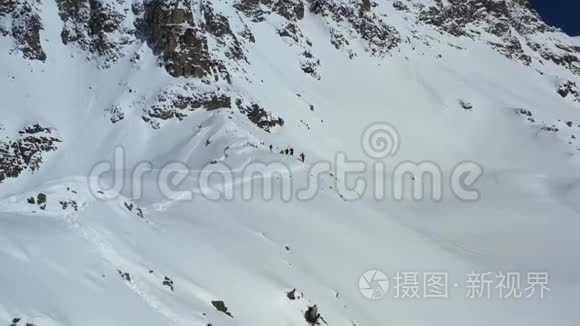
[0,124,61,183]
[0,0,46,61]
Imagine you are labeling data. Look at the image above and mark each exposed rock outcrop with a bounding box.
[418,0,533,65]
[277,22,321,78]
[531,42,580,75]
[56,0,135,66]
[202,2,247,63]
[142,83,232,129]
[310,0,401,57]
[235,99,285,132]
[235,0,305,22]
[139,0,224,79]
[105,105,125,124]
[558,80,580,102]
[305,304,323,325]
[417,0,580,73]
[137,0,250,81]
[0,0,46,61]
[211,300,233,318]
[0,124,61,183]
[300,50,321,79]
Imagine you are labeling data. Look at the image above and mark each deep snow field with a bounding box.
[1,0,580,325]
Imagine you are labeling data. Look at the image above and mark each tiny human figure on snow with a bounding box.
[269,144,273,151]
[299,153,305,162]
[289,148,294,156]
[285,148,289,155]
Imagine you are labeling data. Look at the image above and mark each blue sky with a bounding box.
[530,0,580,36]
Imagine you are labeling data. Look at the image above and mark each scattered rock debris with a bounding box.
[8,317,35,326]
[26,193,47,210]
[558,81,580,102]
[117,270,132,282]
[515,108,535,122]
[287,288,303,300]
[59,200,79,211]
[163,276,174,291]
[124,202,144,218]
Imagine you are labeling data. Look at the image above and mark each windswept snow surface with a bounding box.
[1,1,580,326]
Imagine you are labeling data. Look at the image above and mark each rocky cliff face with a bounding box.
[311,0,400,57]
[0,0,46,61]
[138,0,218,79]
[56,0,136,66]
[3,0,578,76]
[414,0,580,73]
[235,0,305,22]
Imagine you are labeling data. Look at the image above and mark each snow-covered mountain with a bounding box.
[1,0,580,325]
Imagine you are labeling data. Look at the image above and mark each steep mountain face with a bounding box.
[0,0,47,61]
[1,1,580,326]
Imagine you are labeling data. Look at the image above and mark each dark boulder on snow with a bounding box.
[558,81,580,102]
[459,100,473,110]
[211,300,233,318]
[305,304,325,325]
[287,288,303,300]
[162,276,174,291]
[117,270,132,282]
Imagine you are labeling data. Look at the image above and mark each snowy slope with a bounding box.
[1,0,580,325]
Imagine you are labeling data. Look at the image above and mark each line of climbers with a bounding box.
[269,144,305,162]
